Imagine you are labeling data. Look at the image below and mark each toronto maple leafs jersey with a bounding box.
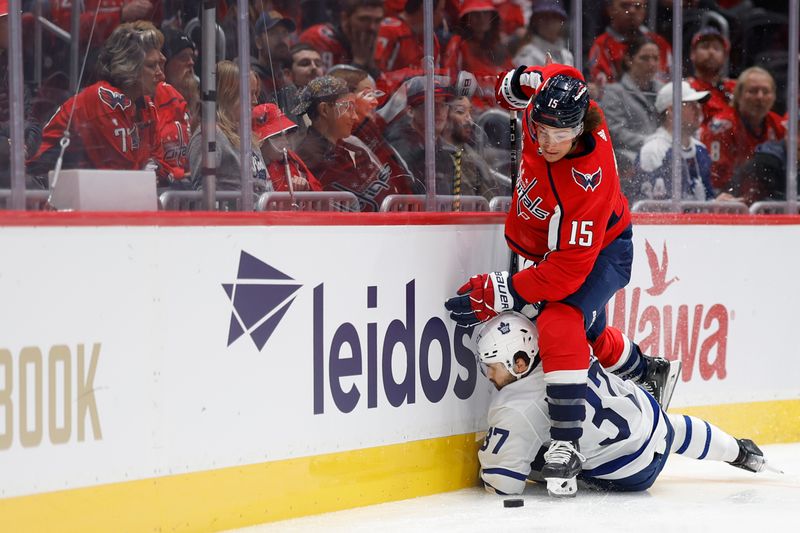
[501,64,632,306]
[479,358,669,495]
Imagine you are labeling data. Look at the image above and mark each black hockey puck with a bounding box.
[503,498,524,508]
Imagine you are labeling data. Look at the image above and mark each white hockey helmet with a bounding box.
[476,311,540,379]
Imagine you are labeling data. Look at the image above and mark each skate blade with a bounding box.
[662,360,682,411]
[545,477,577,498]
[762,461,785,475]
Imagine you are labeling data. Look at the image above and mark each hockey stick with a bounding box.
[508,110,519,275]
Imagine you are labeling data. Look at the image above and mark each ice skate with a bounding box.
[728,438,784,474]
[541,440,585,497]
[636,356,681,410]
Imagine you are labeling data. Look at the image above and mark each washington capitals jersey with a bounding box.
[298,23,349,71]
[154,82,191,181]
[479,359,669,495]
[505,95,631,305]
[699,107,785,191]
[28,81,168,182]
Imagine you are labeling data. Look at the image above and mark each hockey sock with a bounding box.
[591,327,647,381]
[667,414,740,462]
[538,303,590,442]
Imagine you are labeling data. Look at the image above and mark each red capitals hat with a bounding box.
[458,0,496,19]
[252,103,298,142]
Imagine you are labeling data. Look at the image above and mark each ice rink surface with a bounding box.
[230,443,800,533]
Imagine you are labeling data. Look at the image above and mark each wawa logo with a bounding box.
[608,240,730,382]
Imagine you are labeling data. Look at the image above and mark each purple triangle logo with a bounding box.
[223,251,302,351]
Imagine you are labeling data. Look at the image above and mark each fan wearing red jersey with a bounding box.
[445,62,678,497]
[27,22,172,185]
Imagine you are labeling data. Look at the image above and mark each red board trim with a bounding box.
[0,211,799,227]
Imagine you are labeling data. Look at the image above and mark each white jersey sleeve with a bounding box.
[479,380,549,495]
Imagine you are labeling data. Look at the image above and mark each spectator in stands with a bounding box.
[701,66,785,194]
[374,0,445,93]
[495,0,526,42]
[50,1,160,47]
[443,0,512,108]
[688,27,735,129]
[187,61,271,195]
[221,0,263,61]
[730,122,800,206]
[252,102,321,192]
[329,64,419,194]
[128,22,192,186]
[600,36,663,181]
[636,81,714,202]
[252,11,297,109]
[299,0,384,79]
[283,43,325,90]
[279,43,325,132]
[162,28,199,128]
[27,22,172,185]
[588,0,671,88]
[384,76,455,194]
[293,76,407,211]
[0,3,42,188]
[441,94,498,202]
[513,0,573,68]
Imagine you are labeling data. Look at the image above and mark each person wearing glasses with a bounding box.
[328,64,417,197]
[293,76,407,211]
[445,61,678,498]
[587,0,671,90]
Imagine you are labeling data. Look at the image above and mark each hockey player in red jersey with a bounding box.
[27,22,173,185]
[445,60,677,497]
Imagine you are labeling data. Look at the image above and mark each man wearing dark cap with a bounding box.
[253,11,297,108]
[688,26,735,128]
[384,75,457,194]
[151,28,198,185]
[513,0,573,67]
[294,76,412,211]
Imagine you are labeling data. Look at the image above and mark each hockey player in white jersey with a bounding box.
[476,312,781,498]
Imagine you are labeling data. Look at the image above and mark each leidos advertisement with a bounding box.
[0,222,797,497]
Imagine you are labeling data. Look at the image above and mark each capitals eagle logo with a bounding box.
[572,167,602,192]
[98,86,132,111]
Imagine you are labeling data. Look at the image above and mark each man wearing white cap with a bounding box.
[637,81,714,202]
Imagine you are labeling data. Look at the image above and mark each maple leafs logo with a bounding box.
[644,240,679,296]
[497,321,511,335]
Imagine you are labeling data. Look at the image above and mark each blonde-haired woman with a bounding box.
[188,60,272,197]
[28,22,171,184]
